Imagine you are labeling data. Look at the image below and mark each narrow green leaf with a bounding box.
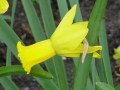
[96,60,107,83]
[91,59,100,90]
[0,16,20,56]
[21,0,45,41]
[0,65,53,79]
[0,77,19,90]
[56,0,68,18]
[1,1,20,90]
[86,78,94,90]
[10,0,17,28]
[0,15,11,20]
[73,0,108,90]
[99,21,113,86]
[38,0,56,37]
[116,84,120,90]
[96,82,115,90]
[6,0,17,66]
[87,0,108,45]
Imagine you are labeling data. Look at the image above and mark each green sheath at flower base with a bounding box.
[17,5,102,74]
[113,46,120,60]
[0,0,9,14]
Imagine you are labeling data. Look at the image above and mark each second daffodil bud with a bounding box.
[0,0,9,14]
[17,5,102,74]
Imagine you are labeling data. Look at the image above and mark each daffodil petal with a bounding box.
[93,52,101,59]
[17,40,56,74]
[52,5,77,38]
[57,5,76,29]
[51,22,88,53]
[0,0,9,14]
[57,44,102,58]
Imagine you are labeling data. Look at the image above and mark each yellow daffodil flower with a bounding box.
[113,46,120,60]
[17,5,102,74]
[0,0,9,14]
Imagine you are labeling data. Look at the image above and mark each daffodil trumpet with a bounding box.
[0,0,9,14]
[17,5,102,74]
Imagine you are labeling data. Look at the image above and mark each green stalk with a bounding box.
[91,59,100,90]
[2,0,18,85]
[0,77,19,90]
[99,21,113,86]
[56,0,68,18]
[21,0,45,42]
[0,65,53,79]
[73,0,108,90]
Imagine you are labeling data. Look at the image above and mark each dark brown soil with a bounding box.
[0,0,120,90]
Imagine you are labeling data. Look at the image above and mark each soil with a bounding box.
[0,0,120,90]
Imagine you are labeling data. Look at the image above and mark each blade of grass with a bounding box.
[99,21,113,86]
[96,59,107,83]
[86,78,94,90]
[38,0,56,37]
[0,77,19,90]
[2,0,18,84]
[56,0,68,18]
[96,82,115,90]
[0,15,11,20]
[73,0,108,90]
[0,65,53,79]
[6,0,17,66]
[91,59,101,90]
[21,0,45,41]
[0,16,59,90]
[38,0,69,89]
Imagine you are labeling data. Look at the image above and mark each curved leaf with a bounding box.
[0,65,53,79]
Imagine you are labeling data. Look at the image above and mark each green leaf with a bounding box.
[38,0,56,37]
[0,77,19,90]
[99,21,114,86]
[73,0,108,90]
[56,0,68,18]
[116,84,120,90]
[0,16,20,56]
[21,0,45,41]
[86,78,94,90]
[96,82,115,90]
[0,65,53,79]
